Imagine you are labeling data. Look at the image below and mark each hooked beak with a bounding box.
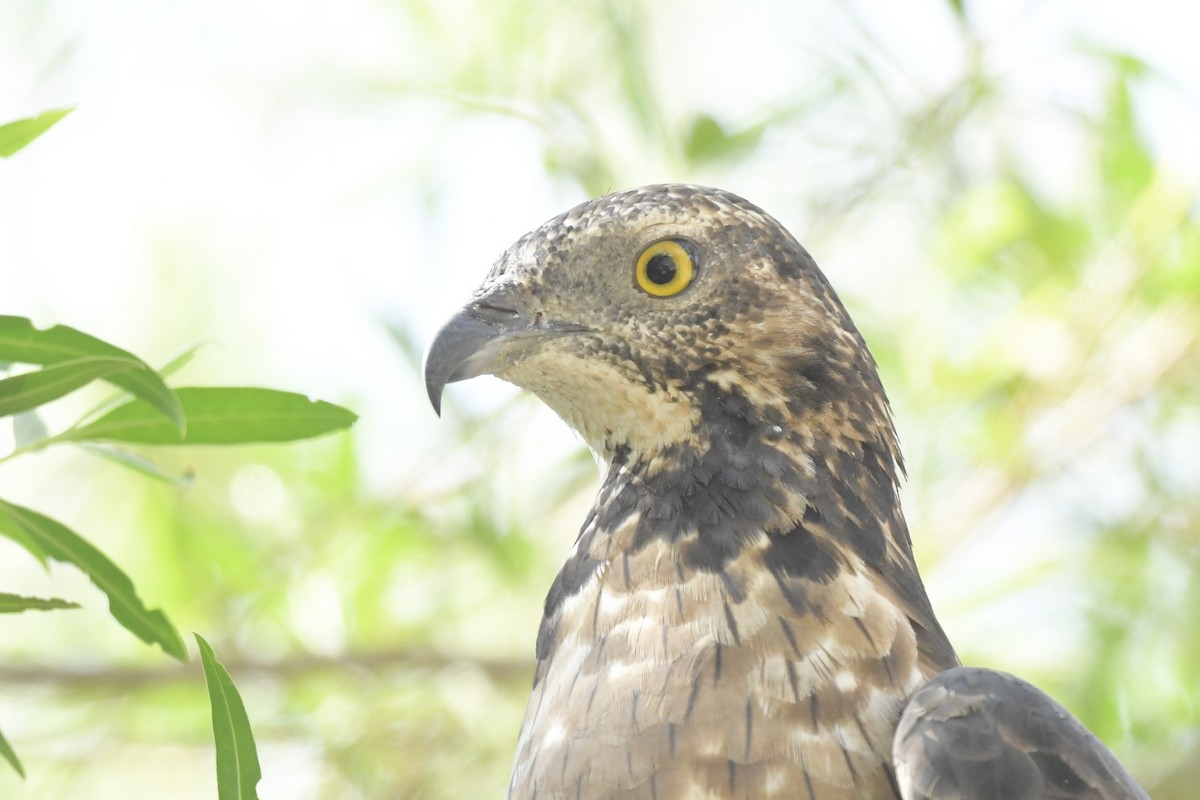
[423,293,586,415]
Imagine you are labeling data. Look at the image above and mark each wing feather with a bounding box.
[893,666,1149,800]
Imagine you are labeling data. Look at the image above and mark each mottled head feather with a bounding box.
[481,185,901,476]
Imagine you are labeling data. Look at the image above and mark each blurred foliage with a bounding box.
[2,1,1198,799]
[0,308,356,795]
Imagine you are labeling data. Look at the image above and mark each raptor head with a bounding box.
[424,184,901,483]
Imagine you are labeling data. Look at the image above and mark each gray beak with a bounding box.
[422,297,586,415]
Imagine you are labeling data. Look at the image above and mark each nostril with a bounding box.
[468,301,520,322]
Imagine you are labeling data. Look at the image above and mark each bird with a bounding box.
[423,184,1150,800]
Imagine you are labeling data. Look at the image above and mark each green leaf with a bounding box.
[0,725,23,779]
[682,113,764,167]
[60,387,358,446]
[0,107,73,158]
[0,498,187,660]
[0,317,184,433]
[0,593,80,613]
[81,444,195,486]
[157,341,210,380]
[195,634,262,800]
[0,500,48,566]
[0,357,140,418]
[68,341,210,429]
[1099,65,1154,209]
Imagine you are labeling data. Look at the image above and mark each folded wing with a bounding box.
[893,666,1149,800]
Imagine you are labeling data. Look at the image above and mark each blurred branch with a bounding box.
[0,648,532,690]
[923,299,1198,558]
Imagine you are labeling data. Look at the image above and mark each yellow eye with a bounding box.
[635,239,697,297]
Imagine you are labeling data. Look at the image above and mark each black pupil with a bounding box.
[646,253,677,285]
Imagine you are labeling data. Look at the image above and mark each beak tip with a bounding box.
[423,307,503,418]
[422,353,446,417]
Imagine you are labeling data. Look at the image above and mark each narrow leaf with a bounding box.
[60,387,357,446]
[157,341,210,379]
[0,316,183,433]
[0,499,186,660]
[196,634,262,800]
[81,444,195,486]
[0,725,23,779]
[0,498,48,566]
[0,357,139,418]
[70,341,209,427]
[0,107,73,158]
[0,593,80,613]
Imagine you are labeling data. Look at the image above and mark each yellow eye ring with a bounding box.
[635,239,697,297]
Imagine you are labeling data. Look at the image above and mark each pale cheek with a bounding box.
[502,352,699,458]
